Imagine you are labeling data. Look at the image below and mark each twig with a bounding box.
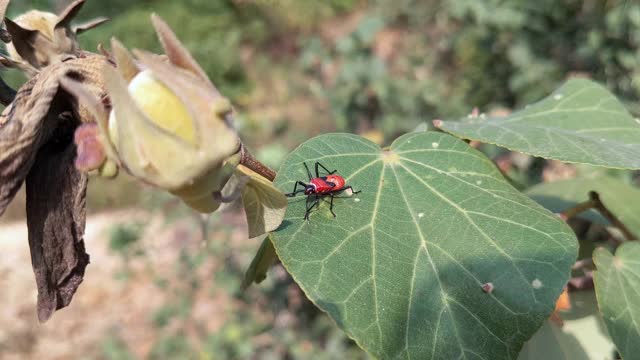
[239,143,276,182]
[568,272,593,290]
[569,260,594,291]
[559,191,637,241]
[558,199,596,222]
[589,191,637,240]
[571,258,593,271]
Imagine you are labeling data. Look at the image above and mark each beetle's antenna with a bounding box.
[304,162,312,180]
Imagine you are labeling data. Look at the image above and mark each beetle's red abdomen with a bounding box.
[310,175,345,194]
[326,175,345,190]
[310,177,332,194]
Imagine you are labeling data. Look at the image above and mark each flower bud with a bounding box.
[63,15,241,213]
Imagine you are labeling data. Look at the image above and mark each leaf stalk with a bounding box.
[559,191,637,241]
[239,143,276,182]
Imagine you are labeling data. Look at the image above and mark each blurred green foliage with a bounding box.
[108,222,144,255]
[5,0,355,100]
[301,0,640,139]
[101,332,136,360]
[5,0,639,138]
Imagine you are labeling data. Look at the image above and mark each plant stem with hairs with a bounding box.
[239,143,276,182]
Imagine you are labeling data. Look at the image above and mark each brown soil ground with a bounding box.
[0,210,244,359]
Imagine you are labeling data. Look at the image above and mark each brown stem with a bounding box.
[239,143,276,182]
[589,191,637,240]
[571,258,593,271]
[559,191,637,241]
[558,199,596,221]
[568,271,594,290]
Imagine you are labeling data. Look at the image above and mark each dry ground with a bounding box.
[0,210,246,359]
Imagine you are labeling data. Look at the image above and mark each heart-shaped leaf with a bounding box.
[272,132,578,359]
[527,176,640,238]
[436,79,640,169]
[593,242,640,360]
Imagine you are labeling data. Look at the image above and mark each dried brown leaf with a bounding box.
[0,54,108,321]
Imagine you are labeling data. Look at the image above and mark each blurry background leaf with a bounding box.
[593,242,640,360]
[527,176,640,237]
[438,79,640,169]
[272,132,577,359]
[518,291,616,360]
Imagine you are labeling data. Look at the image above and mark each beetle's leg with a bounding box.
[304,195,320,220]
[329,194,336,217]
[315,161,337,177]
[342,185,361,194]
[304,162,313,181]
[285,181,309,197]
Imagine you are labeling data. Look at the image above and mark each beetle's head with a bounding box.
[304,185,316,195]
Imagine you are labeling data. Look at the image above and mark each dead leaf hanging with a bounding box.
[0,54,109,322]
[3,0,109,76]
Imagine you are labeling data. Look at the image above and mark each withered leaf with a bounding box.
[4,17,51,71]
[4,0,108,76]
[0,54,108,322]
[26,133,89,322]
[73,17,109,35]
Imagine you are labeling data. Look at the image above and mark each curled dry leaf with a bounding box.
[4,0,108,76]
[0,54,109,322]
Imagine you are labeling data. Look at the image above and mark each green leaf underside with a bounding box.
[272,132,578,359]
[593,243,640,360]
[438,79,640,169]
[527,176,640,238]
[242,236,277,290]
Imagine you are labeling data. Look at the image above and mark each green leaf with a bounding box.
[241,236,277,290]
[518,321,587,360]
[518,291,616,360]
[527,176,640,238]
[593,242,640,359]
[436,79,640,169]
[272,132,578,359]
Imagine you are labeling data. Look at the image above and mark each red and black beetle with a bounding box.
[285,161,360,220]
